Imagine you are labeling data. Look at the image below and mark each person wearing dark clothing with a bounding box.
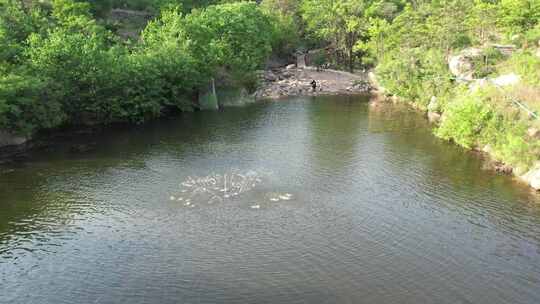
[311,80,317,92]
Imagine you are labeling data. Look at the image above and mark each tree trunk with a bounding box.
[347,32,355,73]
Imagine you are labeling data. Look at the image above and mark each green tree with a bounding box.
[71,0,112,18]
[0,0,49,65]
[301,0,370,72]
[183,2,273,86]
[0,73,65,135]
[26,0,121,122]
[260,0,302,57]
[467,0,499,44]
[498,0,540,35]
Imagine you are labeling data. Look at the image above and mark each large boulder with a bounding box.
[427,96,442,123]
[491,73,520,87]
[521,163,540,190]
[448,48,483,81]
[0,130,28,148]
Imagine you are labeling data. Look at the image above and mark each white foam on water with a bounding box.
[169,170,269,207]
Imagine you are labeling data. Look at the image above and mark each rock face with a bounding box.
[0,130,28,148]
[521,163,540,190]
[491,73,520,87]
[448,48,483,81]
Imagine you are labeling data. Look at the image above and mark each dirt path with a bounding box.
[255,67,372,100]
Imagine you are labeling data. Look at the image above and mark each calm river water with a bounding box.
[1,95,540,304]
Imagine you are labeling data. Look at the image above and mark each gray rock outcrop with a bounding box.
[448,48,483,81]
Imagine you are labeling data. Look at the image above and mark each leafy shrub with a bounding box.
[471,47,506,78]
[437,88,539,169]
[376,47,453,108]
[498,0,540,36]
[0,73,65,135]
[26,26,118,120]
[436,92,494,149]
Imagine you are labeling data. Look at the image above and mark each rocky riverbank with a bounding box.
[255,66,372,100]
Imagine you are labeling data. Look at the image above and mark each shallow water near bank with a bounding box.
[1,95,540,304]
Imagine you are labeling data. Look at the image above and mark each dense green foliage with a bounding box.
[436,89,539,170]
[358,0,540,170]
[109,0,238,14]
[0,0,274,136]
[260,0,301,57]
